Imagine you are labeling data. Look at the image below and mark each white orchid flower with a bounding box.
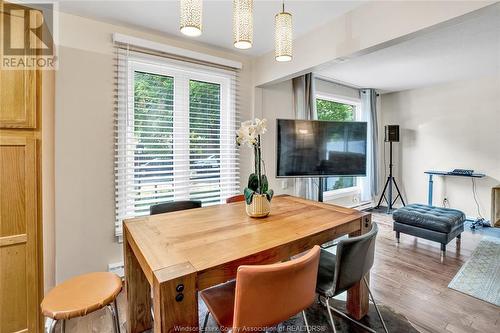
[254,118,267,135]
[236,122,257,147]
[236,118,267,147]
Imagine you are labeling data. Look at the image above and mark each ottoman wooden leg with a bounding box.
[456,233,462,249]
[440,243,446,263]
[395,231,400,244]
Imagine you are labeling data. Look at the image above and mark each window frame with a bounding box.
[115,53,238,238]
[315,92,362,200]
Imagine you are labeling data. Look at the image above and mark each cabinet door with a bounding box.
[0,2,38,128]
[0,136,38,332]
[0,69,37,128]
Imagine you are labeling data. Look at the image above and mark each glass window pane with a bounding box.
[133,71,175,215]
[189,80,221,205]
[315,98,357,191]
[317,99,355,121]
[116,57,239,237]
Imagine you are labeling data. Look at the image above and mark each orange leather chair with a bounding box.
[226,194,245,203]
[200,245,320,332]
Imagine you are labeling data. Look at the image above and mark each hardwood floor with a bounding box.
[371,213,500,333]
[53,212,499,333]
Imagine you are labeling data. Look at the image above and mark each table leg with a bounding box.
[153,264,199,333]
[124,232,153,333]
[346,215,371,320]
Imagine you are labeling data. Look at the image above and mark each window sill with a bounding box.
[323,186,360,201]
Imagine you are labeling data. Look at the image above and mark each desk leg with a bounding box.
[346,215,371,320]
[428,174,434,206]
[153,265,198,333]
[124,233,153,333]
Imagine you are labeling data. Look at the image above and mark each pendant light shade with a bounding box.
[180,0,202,37]
[275,3,292,62]
[233,0,253,49]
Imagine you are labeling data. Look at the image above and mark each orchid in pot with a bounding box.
[236,118,274,217]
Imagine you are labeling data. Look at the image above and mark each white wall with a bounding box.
[54,12,253,283]
[255,80,295,196]
[316,79,360,101]
[380,75,500,219]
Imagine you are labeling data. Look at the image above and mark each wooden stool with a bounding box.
[41,272,122,333]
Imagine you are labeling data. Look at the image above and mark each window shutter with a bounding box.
[114,49,240,238]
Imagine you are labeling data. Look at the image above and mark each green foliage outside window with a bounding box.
[189,80,222,203]
[134,71,174,149]
[317,99,355,121]
[189,80,221,158]
[132,72,223,210]
[133,71,175,213]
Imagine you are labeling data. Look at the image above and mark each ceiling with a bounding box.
[56,0,365,56]
[316,4,500,93]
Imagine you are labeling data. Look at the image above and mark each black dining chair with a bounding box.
[149,200,202,215]
[315,223,388,333]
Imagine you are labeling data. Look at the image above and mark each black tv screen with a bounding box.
[276,119,367,177]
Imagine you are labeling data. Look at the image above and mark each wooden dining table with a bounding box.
[123,195,372,333]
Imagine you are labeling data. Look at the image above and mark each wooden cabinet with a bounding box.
[0,136,39,332]
[0,1,38,128]
[0,4,43,332]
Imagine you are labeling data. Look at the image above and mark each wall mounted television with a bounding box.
[276,119,367,178]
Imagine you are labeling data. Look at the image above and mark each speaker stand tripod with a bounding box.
[376,141,406,213]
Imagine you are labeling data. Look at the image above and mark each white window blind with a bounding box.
[114,49,240,238]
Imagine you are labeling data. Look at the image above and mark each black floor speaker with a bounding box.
[384,125,400,142]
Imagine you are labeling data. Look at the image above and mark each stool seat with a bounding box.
[41,272,122,320]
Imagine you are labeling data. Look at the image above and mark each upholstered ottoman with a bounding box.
[393,204,465,257]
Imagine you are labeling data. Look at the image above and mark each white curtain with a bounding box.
[292,73,318,201]
[360,89,379,202]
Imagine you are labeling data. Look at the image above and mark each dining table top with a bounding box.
[124,195,368,283]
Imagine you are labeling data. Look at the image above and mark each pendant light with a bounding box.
[180,0,203,37]
[233,0,253,49]
[275,1,292,62]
